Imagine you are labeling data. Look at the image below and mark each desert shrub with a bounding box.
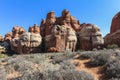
[76,49,85,52]
[60,60,76,70]
[64,50,74,55]
[0,66,6,80]
[47,70,94,80]
[105,59,120,78]
[107,44,119,49]
[0,53,8,58]
[51,53,75,64]
[11,72,43,80]
[108,78,120,80]
[88,52,112,66]
[79,52,99,59]
[83,50,120,67]
[113,49,120,58]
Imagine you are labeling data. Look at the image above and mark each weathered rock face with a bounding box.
[19,33,42,47]
[44,12,56,37]
[78,23,104,50]
[44,24,77,52]
[12,26,20,39]
[56,9,81,32]
[40,19,46,37]
[16,24,41,54]
[19,27,26,35]
[28,26,34,33]
[0,35,4,42]
[6,9,103,53]
[44,25,66,52]
[65,26,77,51]
[105,12,120,47]
[4,24,42,54]
[18,32,42,54]
[1,9,104,53]
[110,12,120,34]
[71,19,81,32]
[10,26,26,52]
[33,24,40,34]
[40,10,78,52]
[4,32,12,41]
[105,30,120,47]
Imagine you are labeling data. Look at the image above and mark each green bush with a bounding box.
[107,44,119,49]
[0,53,8,58]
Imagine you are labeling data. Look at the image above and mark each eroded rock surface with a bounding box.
[78,23,104,50]
[105,12,120,47]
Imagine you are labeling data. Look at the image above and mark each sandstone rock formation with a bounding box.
[0,9,105,53]
[2,24,42,54]
[110,12,120,34]
[105,12,120,47]
[33,24,40,34]
[56,9,81,32]
[62,21,77,51]
[44,25,66,52]
[19,27,26,35]
[10,26,25,52]
[4,32,12,41]
[78,23,104,50]
[14,24,41,54]
[40,10,79,52]
[0,35,4,42]
[28,26,34,33]
[105,30,120,47]
[44,11,56,37]
[2,32,12,50]
[18,32,42,54]
[40,19,46,37]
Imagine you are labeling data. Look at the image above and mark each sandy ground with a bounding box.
[72,58,105,80]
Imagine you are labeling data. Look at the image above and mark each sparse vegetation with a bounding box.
[107,44,119,49]
[106,59,120,78]
[76,49,120,80]
[0,53,8,58]
[89,52,111,66]
[1,49,120,80]
[47,70,94,80]
[79,51,98,59]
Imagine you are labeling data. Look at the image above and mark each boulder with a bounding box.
[78,24,104,50]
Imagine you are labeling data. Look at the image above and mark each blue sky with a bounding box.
[0,0,120,37]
